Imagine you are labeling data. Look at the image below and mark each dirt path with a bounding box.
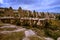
[0,24,54,40]
[0,24,26,34]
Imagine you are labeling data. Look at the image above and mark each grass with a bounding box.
[29,36,45,40]
[0,19,60,40]
[0,28,16,31]
[0,31,25,40]
[44,19,60,40]
[31,28,46,37]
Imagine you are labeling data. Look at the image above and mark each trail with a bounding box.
[0,24,55,40]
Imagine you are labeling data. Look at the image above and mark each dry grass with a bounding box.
[0,31,25,40]
[0,28,16,31]
[29,36,45,40]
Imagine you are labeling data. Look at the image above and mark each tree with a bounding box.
[18,7,23,17]
[33,10,36,17]
[9,7,12,10]
[18,7,22,11]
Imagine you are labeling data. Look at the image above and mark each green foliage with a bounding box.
[44,28,60,40]
[44,20,60,40]
[32,28,46,37]
[13,19,21,26]
[0,11,4,17]
[56,15,60,20]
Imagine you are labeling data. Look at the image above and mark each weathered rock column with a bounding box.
[0,19,2,23]
[33,20,38,27]
[29,18,33,28]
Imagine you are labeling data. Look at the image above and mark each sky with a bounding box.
[0,0,60,13]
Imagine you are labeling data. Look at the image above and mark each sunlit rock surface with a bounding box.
[57,37,60,40]
[44,37,54,40]
[23,30,45,40]
[23,37,30,40]
[25,30,36,37]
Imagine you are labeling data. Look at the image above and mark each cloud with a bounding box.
[0,0,60,13]
[49,0,60,6]
[0,0,3,3]
[3,0,39,5]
